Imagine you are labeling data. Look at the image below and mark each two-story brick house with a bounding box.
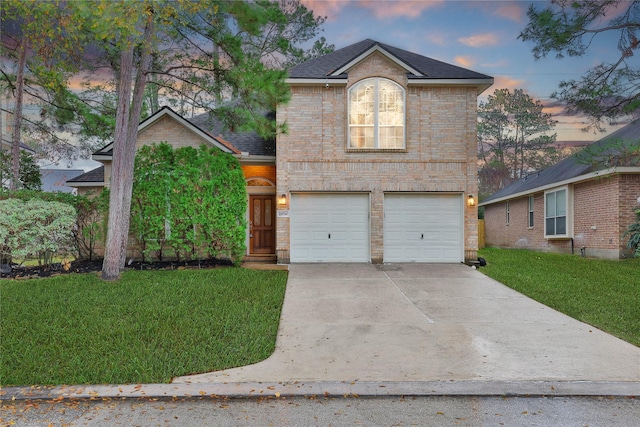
[70,39,493,264]
[275,39,493,263]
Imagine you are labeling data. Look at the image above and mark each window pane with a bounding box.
[545,192,555,217]
[546,217,555,235]
[529,211,534,227]
[556,189,567,216]
[265,199,271,227]
[349,82,374,125]
[556,216,566,234]
[529,196,534,210]
[350,126,374,148]
[378,82,404,126]
[379,126,404,149]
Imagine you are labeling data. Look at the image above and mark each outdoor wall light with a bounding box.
[278,194,287,206]
[467,195,475,207]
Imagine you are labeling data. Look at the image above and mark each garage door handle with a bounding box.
[421,234,424,239]
[328,233,331,239]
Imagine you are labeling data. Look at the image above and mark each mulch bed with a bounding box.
[0,258,233,280]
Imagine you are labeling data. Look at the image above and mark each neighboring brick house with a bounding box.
[479,119,640,259]
[70,39,494,264]
[276,39,492,263]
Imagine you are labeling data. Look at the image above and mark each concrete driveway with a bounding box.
[175,263,640,385]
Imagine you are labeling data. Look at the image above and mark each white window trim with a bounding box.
[348,77,406,150]
[506,201,510,225]
[528,195,534,228]
[544,186,572,239]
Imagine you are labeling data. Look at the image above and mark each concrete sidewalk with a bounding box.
[3,263,639,400]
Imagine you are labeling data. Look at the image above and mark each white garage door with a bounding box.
[384,193,463,263]
[291,193,370,262]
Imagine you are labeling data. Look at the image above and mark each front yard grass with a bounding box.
[1,268,287,386]
[479,248,640,347]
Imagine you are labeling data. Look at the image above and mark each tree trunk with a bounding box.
[10,41,27,191]
[101,13,154,281]
[101,42,135,281]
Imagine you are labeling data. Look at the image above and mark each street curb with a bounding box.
[2,380,639,401]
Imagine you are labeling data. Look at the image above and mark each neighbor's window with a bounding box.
[505,201,510,225]
[545,188,568,237]
[349,78,405,149]
[528,196,534,228]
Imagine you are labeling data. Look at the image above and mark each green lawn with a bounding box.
[479,248,640,347]
[1,268,287,386]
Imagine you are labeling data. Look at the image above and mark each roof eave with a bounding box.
[408,78,494,95]
[479,166,640,206]
[67,181,105,188]
[285,77,493,93]
[236,154,276,165]
[285,78,348,85]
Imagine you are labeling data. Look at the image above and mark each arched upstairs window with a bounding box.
[348,78,405,150]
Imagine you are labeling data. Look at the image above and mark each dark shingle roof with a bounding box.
[93,107,272,157]
[1,138,35,153]
[190,111,275,157]
[481,119,640,204]
[66,165,105,184]
[288,39,492,81]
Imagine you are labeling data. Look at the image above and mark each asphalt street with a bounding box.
[2,395,639,426]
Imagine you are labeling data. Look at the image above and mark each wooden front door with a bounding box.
[249,195,276,254]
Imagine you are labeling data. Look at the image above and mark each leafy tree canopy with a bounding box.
[519,0,640,129]
[0,149,41,191]
[478,88,559,196]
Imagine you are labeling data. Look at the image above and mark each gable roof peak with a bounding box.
[287,38,493,91]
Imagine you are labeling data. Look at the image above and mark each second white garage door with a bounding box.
[384,193,463,263]
[290,193,370,262]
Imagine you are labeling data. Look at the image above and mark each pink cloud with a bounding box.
[454,56,475,68]
[458,33,499,48]
[485,75,526,95]
[359,0,445,19]
[492,3,526,23]
[301,0,345,20]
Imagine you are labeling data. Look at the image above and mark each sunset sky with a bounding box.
[301,0,631,142]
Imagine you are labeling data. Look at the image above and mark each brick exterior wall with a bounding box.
[102,115,213,187]
[276,52,479,263]
[483,173,640,259]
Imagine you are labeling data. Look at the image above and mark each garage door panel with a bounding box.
[291,193,370,263]
[384,194,463,263]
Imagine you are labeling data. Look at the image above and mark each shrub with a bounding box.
[624,207,640,257]
[0,190,108,261]
[0,198,76,266]
[131,143,246,265]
